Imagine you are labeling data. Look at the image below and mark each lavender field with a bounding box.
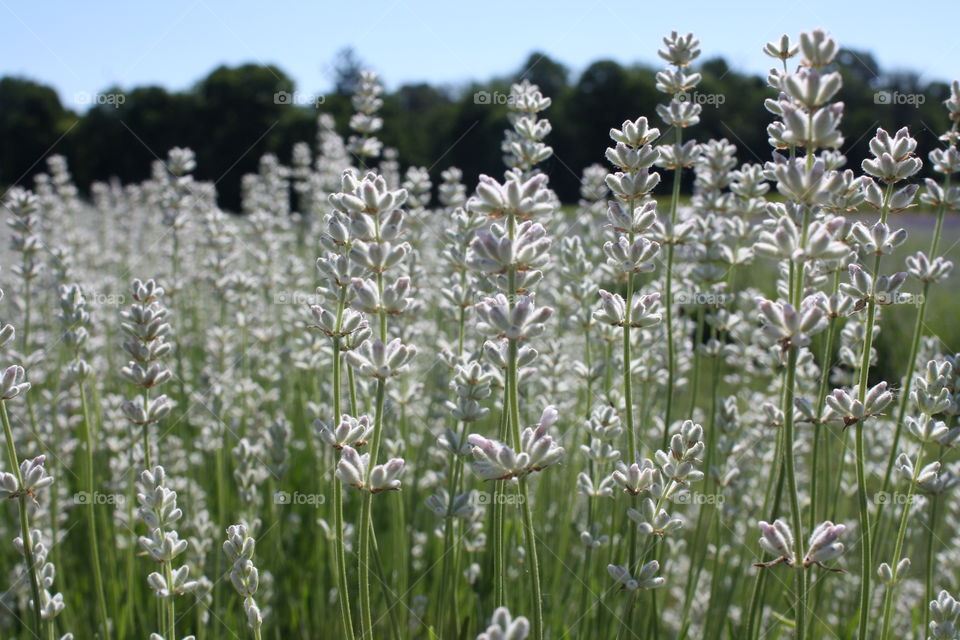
[1,26,959,640]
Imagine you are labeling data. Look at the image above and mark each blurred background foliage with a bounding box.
[0,47,953,211]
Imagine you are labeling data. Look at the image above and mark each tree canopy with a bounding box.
[0,50,951,210]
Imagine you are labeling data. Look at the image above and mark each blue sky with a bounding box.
[2,0,957,110]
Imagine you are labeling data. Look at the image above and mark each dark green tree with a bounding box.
[0,77,76,188]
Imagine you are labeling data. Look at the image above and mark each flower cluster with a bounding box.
[223,524,264,635]
[755,519,847,571]
[467,406,565,481]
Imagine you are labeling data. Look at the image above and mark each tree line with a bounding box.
[0,48,952,210]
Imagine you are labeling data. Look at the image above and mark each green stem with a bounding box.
[781,346,806,640]
[437,276,471,634]
[165,561,176,638]
[2,400,44,636]
[121,466,137,637]
[623,267,636,462]
[577,498,595,640]
[22,277,31,354]
[81,381,111,640]
[331,286,356,640]
[370,529,403,640]
[929,174,951,257]
[874,280,929,536]
[492,407,507,607]
[507,334,543,639]
[879,444,924,640]
[810,270,841,528]
[662,125,683,447]
[853,388,873,638]
[746,418,787,639]
[853,182,893,640]
[678,344,720,636]
[518,476,543,640]
[357,200,391,639]
[358,379,386,639]
[333,457,355,639]
[687,305,705,417]
[142,385,153,469]
[501,201,543,637]
[924,492,939,634]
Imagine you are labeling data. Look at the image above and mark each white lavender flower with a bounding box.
[607,561,665,591]
[756,519,846,570]
[823,382,894,426]
[0,365,31,400]
[335,445,405,493]
[477,606,530,640]
[315,414,373,449]
[345,338,417,379]
[467,407,564,480]
[756,296,826,350]
[223,524,264,635]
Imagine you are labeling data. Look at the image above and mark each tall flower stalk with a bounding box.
[596,116,664,609]
[465,78,558,640]
[601,117,662,462]
[332,170,414,639]
[223,524,264,640]
[59,284,110,640]
[752,28,839,638]
[159,147,197,400]
[877,360,953,640]
[6,189,42,357]
[312,191,372,640]
[0,289,58,638]
[877,81,960,513]
[654,31,702,443]
[432,165,480,632]
[120,279,174,470]
[848,125,922,638]
[137,466,198,639]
